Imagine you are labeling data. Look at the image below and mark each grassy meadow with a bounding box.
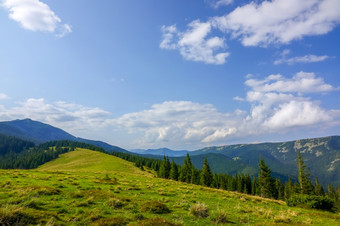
[0,148,339,225]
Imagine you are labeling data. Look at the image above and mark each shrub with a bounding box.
[189,202,209,218]
[140,201,170,214]
[287,194,334,211]
[213,209,229,223]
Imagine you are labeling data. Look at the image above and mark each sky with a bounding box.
[0,0,340,150]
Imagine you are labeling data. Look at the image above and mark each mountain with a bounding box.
[0,119,128,153]
[130,148,189,157]
[190,136,340,187]
[1,148,337,224]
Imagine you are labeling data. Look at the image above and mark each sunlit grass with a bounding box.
[0,148,338,225]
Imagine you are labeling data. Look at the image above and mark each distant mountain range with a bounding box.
[130,148,189,157]
[0,118,339,187]
[0,119,128,153]
[134,138,340,187]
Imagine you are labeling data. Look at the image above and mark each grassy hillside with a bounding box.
[38,148,148,176]
[0,149,339,225]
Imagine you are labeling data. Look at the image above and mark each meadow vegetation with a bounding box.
[0,148,339,225]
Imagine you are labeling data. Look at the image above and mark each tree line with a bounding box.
[112,151,340,210]
[0,140,105,169]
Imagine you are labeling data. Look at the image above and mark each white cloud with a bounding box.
[112,101,241,147]
[0,98,110,133]
[161,0,340,63]
[111,72,340,148]
[274,52,330,65]
[244,72,338,131]
[1,0,72,37]
[212,0,340,46]
[245,71,337,93]
[0,93,9,100]
[206,0,233,9]
[1,71,339,149]
[160,20,230,65]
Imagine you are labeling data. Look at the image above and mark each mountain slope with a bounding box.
[0,148,338,225]
[39,148,146,175]
[191,136,340,186]
[0,119,128,153]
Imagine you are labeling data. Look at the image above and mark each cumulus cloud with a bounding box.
[1,71,339,148]
[112,101,241,147]
[213,0,340,46]
[0,98,110,132]
[161,0,340,63]
[244,72,338,130]
[1,0,72,37]
[110,72,340,147]
[160,20,230,65]
[245,71,337,93]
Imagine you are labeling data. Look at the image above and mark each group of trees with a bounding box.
[0,134,35,155]
[112,150,340,210]
[0,140,105,169]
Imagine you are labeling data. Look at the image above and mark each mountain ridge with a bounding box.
[0,119,129,153]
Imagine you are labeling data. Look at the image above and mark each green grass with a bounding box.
[0,148,339,225]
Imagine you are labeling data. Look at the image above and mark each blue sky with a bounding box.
[0,0,340,150]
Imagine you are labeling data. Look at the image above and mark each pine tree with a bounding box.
[258,158,276,198]
[200,157,213,187]
[297,151,313,195]
[314,178,325,196]
[179,153,193,183]
[251,177,257,195]
[165,156,171,179]
[169,160,179,181]
[275,178,284,200]
[328,184,336,200]
[284,179,294,200]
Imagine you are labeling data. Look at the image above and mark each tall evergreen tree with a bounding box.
[284,179,294,200]
[328,184,336,200]
[258,158,276,199]
[314,178,325,196]
[200,157,213,187]
[179,153,193,183]
[275,179,284,200]
[169,160,179,181]
[297,151,313,195]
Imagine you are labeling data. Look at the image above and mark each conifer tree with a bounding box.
[251,177,257,195]
[314,178,325,196]
[179,153,193,183]
[328,184,336,200]
[258,158,276,198]
[169,160,179,181]
[200,157,213,187]
[165,156,171,178]
[284,179,294,200]
[297,151,313,195]
[275,179,284,200]
[158,156,170,178]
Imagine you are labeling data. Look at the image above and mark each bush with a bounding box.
[213,209,229,223]
[189,202,209,218]
[287,194,334,211]
[140,201,170,214]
